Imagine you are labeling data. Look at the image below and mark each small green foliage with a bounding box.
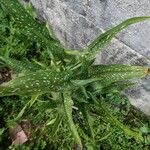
[0,0,150,149]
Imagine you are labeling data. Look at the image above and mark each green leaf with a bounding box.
[0,0,67,59]
[89,64,148,74]
[0,56,42,74]
[50,113,63,137]
[80,104,94,139]
[86,16,150,61]
[63,93,82,149]
[15,95,39,120]
[88,65,148,86]
[46,118,57,126]
[24,2,37,19]
[71,65,148,89]
[100,81,135,94]
[140,126,149,134]
[0,69,72,96]
[91,95,143,141]
[71,78,99,86]
[100,102,143,141]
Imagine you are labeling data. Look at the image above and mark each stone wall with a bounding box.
[23,0,150,115]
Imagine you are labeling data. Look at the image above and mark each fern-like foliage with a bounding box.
[0,0,150,149]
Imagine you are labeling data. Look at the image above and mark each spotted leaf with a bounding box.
[86,16,150,61]
[0,56,42,74]
[0,0,67,58]
[88,65,148,86]
[63,93,82,148]
[0,69,72,96]
[71,65,148,87]
[88,64,148,75]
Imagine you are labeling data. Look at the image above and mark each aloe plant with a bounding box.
[0,0,150,149]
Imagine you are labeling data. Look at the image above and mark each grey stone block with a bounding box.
[23,0,150,115]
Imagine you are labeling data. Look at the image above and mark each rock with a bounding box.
[23,0,150,115]
[9,124,28,145]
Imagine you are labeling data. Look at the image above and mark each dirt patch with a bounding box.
[0,68,11,84]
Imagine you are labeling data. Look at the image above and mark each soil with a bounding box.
[0,68,11,84]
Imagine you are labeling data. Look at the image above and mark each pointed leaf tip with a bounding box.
[86,16,150,61]
[148,68,150,74]
[144,67,150,75]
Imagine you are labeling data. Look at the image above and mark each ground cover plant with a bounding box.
[0,0,150,149]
